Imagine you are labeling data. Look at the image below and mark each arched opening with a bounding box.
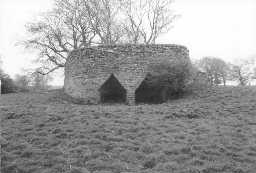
[135,74,168,104]
[99,74,126,103]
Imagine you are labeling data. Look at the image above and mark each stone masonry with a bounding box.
[64,44,190,104]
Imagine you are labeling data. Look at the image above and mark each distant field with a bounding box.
[1,87,256,173]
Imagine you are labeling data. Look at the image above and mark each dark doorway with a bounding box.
[99,74,126,103]
[135,74,168,104]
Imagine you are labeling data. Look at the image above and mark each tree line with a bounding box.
[194,56,256,86]
[1,55,255,95]
[0,58,52,93]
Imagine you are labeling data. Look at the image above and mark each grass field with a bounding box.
[1,86,256,173]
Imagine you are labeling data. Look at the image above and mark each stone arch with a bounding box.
[99,74,127,103]
[135,73,168,104]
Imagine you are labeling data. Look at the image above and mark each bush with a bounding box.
[139,59,192,102]
[184,69,211,95]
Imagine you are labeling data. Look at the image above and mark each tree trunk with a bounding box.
[223,76,226,86]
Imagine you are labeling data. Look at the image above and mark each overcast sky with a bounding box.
[0,0,256,85]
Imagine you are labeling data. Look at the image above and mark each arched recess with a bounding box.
[135,73,168,104]
[99,74,127,103]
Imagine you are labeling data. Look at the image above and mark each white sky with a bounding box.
[0,0,256,85]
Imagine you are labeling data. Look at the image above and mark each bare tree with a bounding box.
[121,0,178,44]
[14,74,31,91]
[23,0,96,75]
[229,58,255,86]
[196,57,229,86]
[83,0,125,44]
[22,0,178,74]
[30,69,53,90]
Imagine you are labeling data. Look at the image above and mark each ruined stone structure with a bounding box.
[64,44,190,104]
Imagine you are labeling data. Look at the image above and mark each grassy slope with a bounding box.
[1,87,256,173]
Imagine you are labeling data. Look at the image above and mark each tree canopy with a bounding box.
[195,57,229,86]
[228,57,256,86]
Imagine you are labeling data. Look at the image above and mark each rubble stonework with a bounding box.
[64,44,191,104]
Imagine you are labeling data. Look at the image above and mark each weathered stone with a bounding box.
[64,44,191,104]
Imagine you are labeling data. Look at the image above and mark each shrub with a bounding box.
[142,59,192,101]
[184,68,211,95]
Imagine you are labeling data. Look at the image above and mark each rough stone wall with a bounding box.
[64,44,190,104]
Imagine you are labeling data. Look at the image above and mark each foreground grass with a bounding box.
[1,87,256,173]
